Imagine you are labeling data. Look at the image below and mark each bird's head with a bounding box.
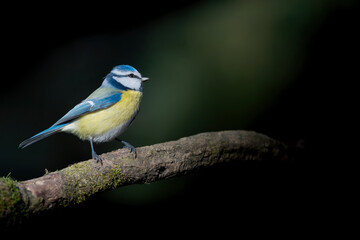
[102,65,149,91]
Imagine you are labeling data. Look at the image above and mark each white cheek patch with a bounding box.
[113,76,141,91]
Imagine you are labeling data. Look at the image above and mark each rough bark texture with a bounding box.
[0,130,290,226]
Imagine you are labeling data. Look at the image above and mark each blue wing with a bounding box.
[19,88,122,149]
[52,89,122,126]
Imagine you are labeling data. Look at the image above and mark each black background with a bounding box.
[1,0,358,235]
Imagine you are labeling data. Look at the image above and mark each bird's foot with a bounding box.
[92,152,103,164]
[89,137,102,164]
[116,139,137,158]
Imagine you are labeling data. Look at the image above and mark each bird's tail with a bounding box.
[18,123,68,149]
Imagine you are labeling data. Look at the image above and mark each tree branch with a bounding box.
[1,130,291,225]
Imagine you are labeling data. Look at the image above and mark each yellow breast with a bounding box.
[72,90,142,140]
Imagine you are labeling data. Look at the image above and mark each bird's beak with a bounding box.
[141,77,149,82]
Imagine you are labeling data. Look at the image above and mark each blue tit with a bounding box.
[19,65,149,164]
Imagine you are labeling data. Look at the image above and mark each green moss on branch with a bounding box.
[0,176,28,226]
[61,161,127,206]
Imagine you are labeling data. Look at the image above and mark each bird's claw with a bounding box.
[123,145,137,158]
[92,152,103,164]
[119,140,137,158]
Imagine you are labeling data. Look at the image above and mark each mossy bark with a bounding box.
[1,130,290,226]
[0,177,28,226]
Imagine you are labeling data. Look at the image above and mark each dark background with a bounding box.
[1,0,357,235]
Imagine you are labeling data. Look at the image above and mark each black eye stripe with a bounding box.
[112,73,140,79]
[128,73,141,79]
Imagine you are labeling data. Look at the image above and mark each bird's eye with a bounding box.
[128,74,135,78]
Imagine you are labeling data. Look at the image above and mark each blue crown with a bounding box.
[112,65,138,73]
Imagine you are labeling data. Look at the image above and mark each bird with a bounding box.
[19,65,149,164]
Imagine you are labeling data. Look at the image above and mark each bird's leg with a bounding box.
[90,138,102,164]
[116,138,137,158]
